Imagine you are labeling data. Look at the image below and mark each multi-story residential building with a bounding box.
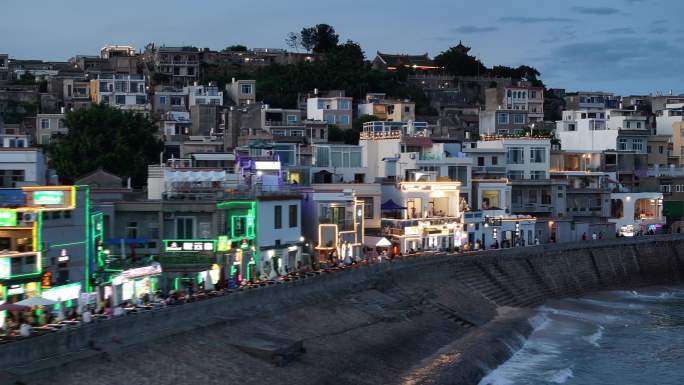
[564,91,619,110]
[311,144,366,183]
[226,78,256,106]
[62,78,92,111]
[99,45,138,74]
[357,93,415,122]
[143,44,199,87]
[302,188,365,263]
[0,147,47,187]
[485,82,544,123]
[380,176,462,253]
[153,87,188,115]
[479,109,529,136]
[305,90,353,129]
[557,109,649,154]
[159,111,191,139]
[647,135,670,168]
[184,83,223,107]
[35,113,67,145]
[90,73,149,113]
[655,103,684,136]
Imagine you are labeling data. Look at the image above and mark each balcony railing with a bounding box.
[512,203,553,212]
[318,218,355,231]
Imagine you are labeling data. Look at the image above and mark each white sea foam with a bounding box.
[583,325,604,347]
[547,367,574,383]
[538,305,619,324]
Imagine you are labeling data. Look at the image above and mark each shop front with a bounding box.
[109,263,162,306]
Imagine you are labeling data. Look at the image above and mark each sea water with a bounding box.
[478,286,684,385]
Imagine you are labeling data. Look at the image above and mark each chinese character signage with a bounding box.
[32,191,65,205]
[164,240,215,252]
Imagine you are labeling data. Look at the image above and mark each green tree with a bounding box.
[434,45,487,77]
[300,24,339,53]
[47,104,163,186]
[225,45,248,52]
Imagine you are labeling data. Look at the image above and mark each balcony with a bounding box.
[512,203,553,213]
[318,218,355,232]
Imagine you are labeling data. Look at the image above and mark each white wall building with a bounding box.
[474,138,551,181]
[90,73,149,113]
[306,95,353,129]
[184,84,223,107]
[0,148,47,186]
[655,103,684,136]
[609,192,664,235]
[557,109,648,153]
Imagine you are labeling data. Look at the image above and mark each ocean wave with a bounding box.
[583,325,604,347]
[547,367,574,384]
[538,305,619,325]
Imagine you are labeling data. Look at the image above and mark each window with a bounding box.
[240,84,252,95]
[286,115,297,124]
[659,145,664,154]
[492,156,498,165]
[507,170,524,180]
[176,217,194,239]
[136,95,146,105]
[513,114,524,124]
[159,96,167,105]
[0,170,24,187]
[530,171,546,180]
[115,95,126,105]
[507,90,512,97]
[507,147,524,164]
[581,113,587,119]
[497,113,509,124]
[611,199,624,218]
[339,115,350,125]
[289,204,298,228]
[170,96,182,106]
[647,145,652,153]
[626,121,631,129]
[324,115,335,124]
[147,223,159,239]
[40,119,50,129]
[530,91,536,98]
[448,166,468,183]
[274,205,282,229]
[636,122,641,129]
[339,100,350,110]
[358,197,375,219]
[126,222,138,239]
[530,147,546,163]
[481,190,501,210]
[58,120,65,129]
[660,184,672,193]
[619,138,628,151]
[478,157,485,166]
[632,139,643,152]
[404,106,411,113]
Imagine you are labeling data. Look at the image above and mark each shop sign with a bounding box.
[32,190,65,205]
[121,263,162,280]
[404,226,420,236]
[0,259,10,279]
[7,284,23,296]
[42,283,80,302]
[165,240,214,252]
[217,236,231,251]
[0,210,16,227]
[41,271,52,289]
[254,161,280,170]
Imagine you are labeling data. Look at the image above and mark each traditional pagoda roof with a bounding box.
[374,51,434,68]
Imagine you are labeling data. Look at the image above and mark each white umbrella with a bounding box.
[16,297,59,307]
[376,238,392,247]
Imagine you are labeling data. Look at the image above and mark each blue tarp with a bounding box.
[0,189,25,207]
[381,199,406,210]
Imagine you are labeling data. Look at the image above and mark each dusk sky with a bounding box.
[1,0,682,95]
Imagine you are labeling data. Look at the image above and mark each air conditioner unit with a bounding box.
[21,212,36,223]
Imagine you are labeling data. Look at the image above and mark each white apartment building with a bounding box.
[557,109,648,153]
[474,138,551,181]
[184,84,223,107]
[655,103,684,136]
[0,148,47,187]
[90,74,149,113]
[306,94,353,129]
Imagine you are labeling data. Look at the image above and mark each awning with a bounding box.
[376,238,392,247]
[381,199,406,210]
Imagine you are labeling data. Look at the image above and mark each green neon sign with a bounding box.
[33,191,65,205]
[0,210,16,227]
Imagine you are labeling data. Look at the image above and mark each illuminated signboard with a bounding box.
[404,226,421,236]
[0,259,10,279]
[121,263,162,280]
[0,210,16,227]
[33,191,65,205]
[217,236,231,251]
[164,240,215,252]
[254,161,280,170]
[42,282,81,302]
[41,271,52,289]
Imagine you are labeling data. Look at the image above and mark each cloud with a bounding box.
[649,26,669,33]
[450,25,498,34]
[651,19,666,24]
[539,38,684,84]
[603,27,635,34]
[499,16,576,23]
[571,6,621,15]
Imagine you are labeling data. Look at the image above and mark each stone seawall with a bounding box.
[3,235,684,385]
